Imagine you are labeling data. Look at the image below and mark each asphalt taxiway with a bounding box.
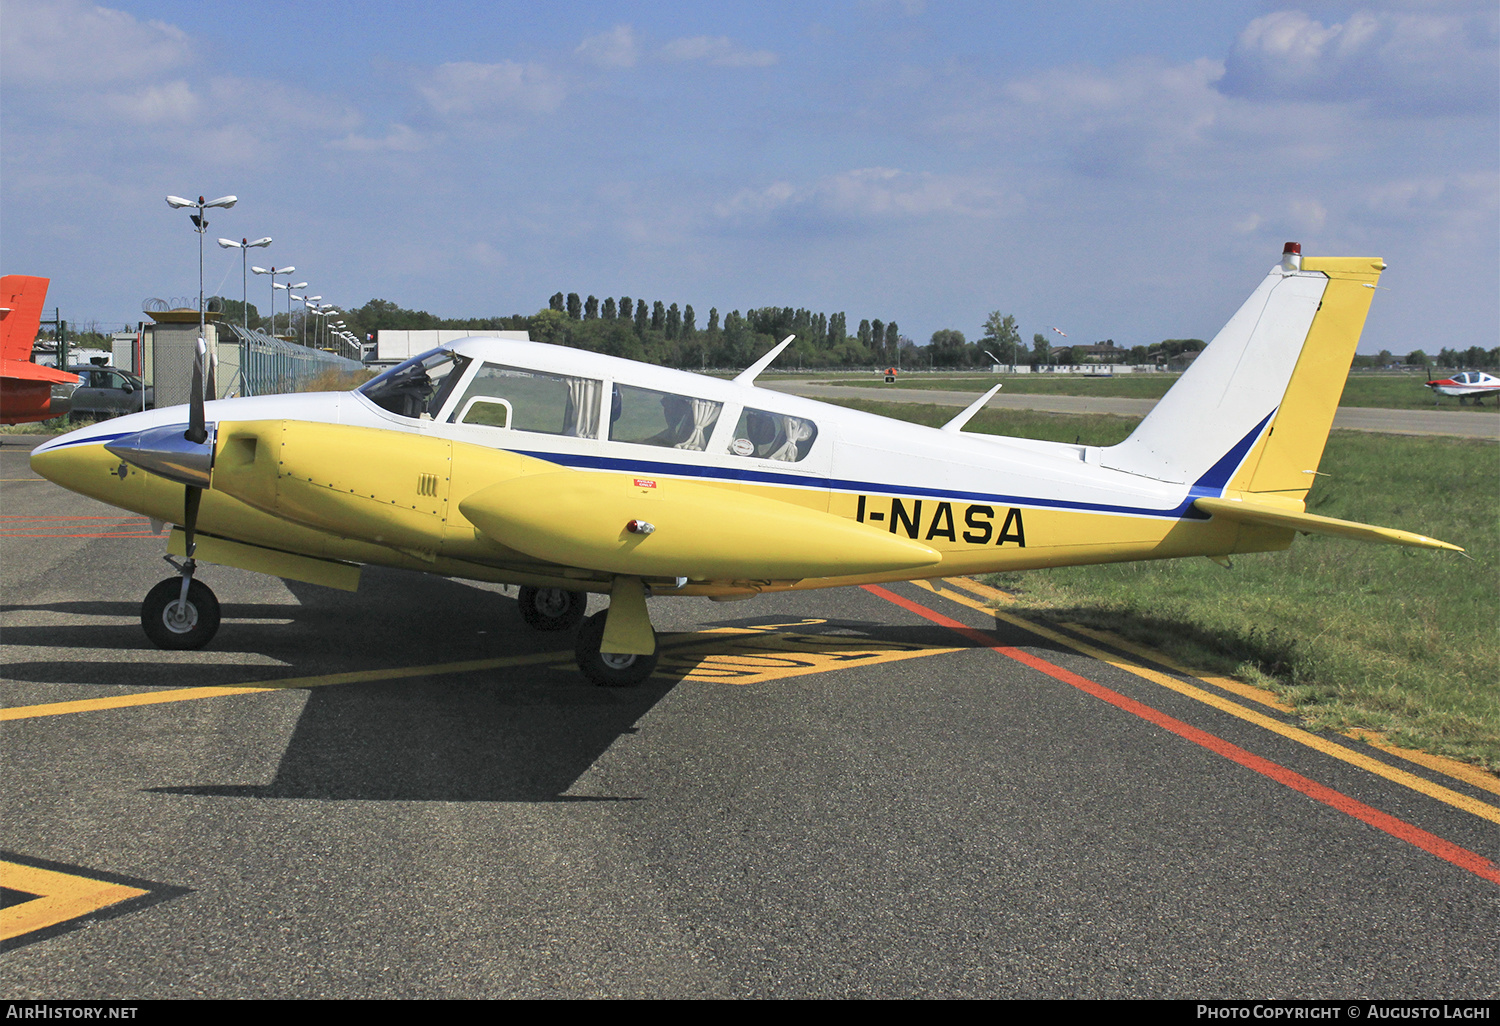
[3,437,1497,998]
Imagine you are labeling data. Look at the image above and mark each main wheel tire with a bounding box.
[141,577,221,650]
[574,610,657,687]
[517,586,587,632]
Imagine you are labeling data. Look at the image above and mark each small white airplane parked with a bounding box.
[1425,370,1500,404]
[32,243,1461,685]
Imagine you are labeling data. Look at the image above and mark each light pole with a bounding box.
[322,307,341,352]
[216,236,271,332]
[252,265,296,338]
[309,302,335,350]
[166,194,236,395]
[293,295,321,346]
[273,280,308,342]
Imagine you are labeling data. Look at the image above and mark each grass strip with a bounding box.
[823,372,1500,413]
[828,397,1500,770]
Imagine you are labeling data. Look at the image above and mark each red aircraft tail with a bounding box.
[1,275,50,362]
[1,275,81,424]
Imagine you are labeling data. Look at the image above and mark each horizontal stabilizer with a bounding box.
[1193,496,1463,553]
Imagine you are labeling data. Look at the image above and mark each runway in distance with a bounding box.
[1,275,79,425]
[1425,370,1500,404]
[31,243,1463,685]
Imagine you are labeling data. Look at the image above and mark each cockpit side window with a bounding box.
[727,407,818,462]
[449,363,603,438]
[608,384,722,451]
[359,350,472,420]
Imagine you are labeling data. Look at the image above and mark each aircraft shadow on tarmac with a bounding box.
[10,566,992,803]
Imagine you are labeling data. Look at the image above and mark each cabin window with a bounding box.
[608,384,721,451]
[450,364,603,437]
[360,350,472,420]
[727,407,818,462]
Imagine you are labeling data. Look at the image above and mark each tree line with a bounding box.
[301,291,906,370]
[209,294,1499,373]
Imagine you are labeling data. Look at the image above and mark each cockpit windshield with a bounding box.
[359,349,472,419]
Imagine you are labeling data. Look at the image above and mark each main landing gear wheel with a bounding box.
[517,586,587,632]
[574,610,657,687]
[141,577,221,650]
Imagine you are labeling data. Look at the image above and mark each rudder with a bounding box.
[1224,257,1383,502]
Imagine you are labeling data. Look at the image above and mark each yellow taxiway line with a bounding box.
[2,629,962,720]
[1,651,567,722]
[0,861,148,942]
[916,577,1500,824]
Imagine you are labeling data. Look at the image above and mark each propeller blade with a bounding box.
[186,337,207,444]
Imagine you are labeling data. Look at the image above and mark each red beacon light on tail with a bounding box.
[1281,241,1302,273]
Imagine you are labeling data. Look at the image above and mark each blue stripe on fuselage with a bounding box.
[38,411,1273,524]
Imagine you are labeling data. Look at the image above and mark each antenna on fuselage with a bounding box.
[732,335,795,386]
[940,383,1003,433]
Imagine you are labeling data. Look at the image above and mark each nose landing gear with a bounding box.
[141,559,220,650]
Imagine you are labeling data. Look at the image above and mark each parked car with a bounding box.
[69,366,153,418]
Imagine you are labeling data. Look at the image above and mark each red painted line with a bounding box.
[0,516,151,521]
[0,532,157,538]
[864,584,1500,886]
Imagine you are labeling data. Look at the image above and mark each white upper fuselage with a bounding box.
[37,337,1198,522]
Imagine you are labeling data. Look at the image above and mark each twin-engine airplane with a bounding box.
[31,244,1461,685]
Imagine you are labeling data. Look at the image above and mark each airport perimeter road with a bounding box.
[762,381,1500,439]
[3,439,1498,999]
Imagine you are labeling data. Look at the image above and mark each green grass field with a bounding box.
[825,397,1500,769]
[826,372,1500,413]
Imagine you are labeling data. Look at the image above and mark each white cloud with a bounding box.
[658,36,777,68]
[576,24,639,69]
[1287,198,1328,233]
[0,0,193,87]
[418,61,568,122]
[859,0,926,15]
[716,168,1014,230]
[1221,7,1499,114]
[932,57,1229,179]
[466,240,508,269]
[103,80,201,124]
[330,123,429,153]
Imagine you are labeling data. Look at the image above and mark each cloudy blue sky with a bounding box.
[2,0,1495,355]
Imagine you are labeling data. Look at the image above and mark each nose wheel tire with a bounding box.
[574,611,657,687]
[141,577,221,650]
[517,586,587,632]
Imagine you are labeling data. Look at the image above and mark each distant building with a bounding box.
[137,297,363,401]
[1070,340,1125,363]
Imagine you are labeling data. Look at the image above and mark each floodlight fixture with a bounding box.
[219,238,273,330]
[167,191,240,382]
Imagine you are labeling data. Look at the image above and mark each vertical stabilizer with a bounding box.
[1224,257,1383,501]
[1100,248,1381,498]
[0,276,50,363]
